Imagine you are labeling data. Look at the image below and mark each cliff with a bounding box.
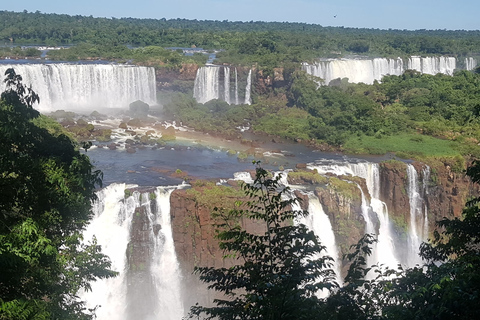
[165,161,478,274]
[379,159,479,236]
[155,63,198,92]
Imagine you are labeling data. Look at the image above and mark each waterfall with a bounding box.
[465,57,478,71]
[422,166,431,239]
[407,56,456,76]
[150,187,184,319]
[193,66,220,104]
[303,58,404,85]
[303,56,457,85]
[193,66,251,105]
[245,69,252,105]
[223,66,230,104]
[80,183,136,320]
[81,184,185,320]
[235,68,239,105]
[307,160,400,269]
[0,64,156,113]
[406,164,425,266]
[301,193,343,288]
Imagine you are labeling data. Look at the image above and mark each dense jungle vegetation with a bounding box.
[2,10,480,66]
[2,9,480,160]
[163,68,480,161]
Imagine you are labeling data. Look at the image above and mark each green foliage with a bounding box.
[186,181,245,209]
[0,69,116,320]
[189,164,337,319]
[344,133,461,158]
[327,177,361,201]
[287,170,328,185]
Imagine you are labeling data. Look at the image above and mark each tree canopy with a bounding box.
[189,164,337,319]
[0,69,116,320]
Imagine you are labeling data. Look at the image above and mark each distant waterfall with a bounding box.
[81,184,185,320]
[244,69,252,105]
[193,66,220,104]
[303,56,457,85]
[407,56,456,76]
[0,64,157,113]
[223,66,231,104]
[193,66,252,105]
[465,57,478,71]
[303,58,404,85]
[234,68,239,105]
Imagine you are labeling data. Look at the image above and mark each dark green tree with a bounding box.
[189,163,337,320]
[0,69,117,320]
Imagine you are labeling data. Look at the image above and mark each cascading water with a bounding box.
[307,160,400,269]
[406,164,429,266]
[244,69,252,105]
[81,184,185,320]
[223,66,230,104]
[303,58,404,85]
[0,64,156,112]
[303,56,457,85]
[193,66,220,104]
[465,57,478,71]
[80,183,137,320]
[301,193,343,288]
[150,187,184,319]
[235,68,239,105]
[422,166,431,239]
[407,56,456,76]
[193,66,252,105]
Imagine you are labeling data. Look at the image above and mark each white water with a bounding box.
[406,164,428,266]
[0,64,156,113]
[193,66,252,105]
[224,66,231,105]
[193,66,220,104]
[80,183,137,320]
[422,166,431,239]
[303,56,457,85]
[81,184,185,320]
[245,69,252,105]
[301,193,343,288]
[150,187,184,319]
[235,68,239,105]
[407,56,456,76]
[465,57,478,71]
[307,160,400,269]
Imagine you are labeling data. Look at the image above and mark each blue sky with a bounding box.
[2,0,479,30]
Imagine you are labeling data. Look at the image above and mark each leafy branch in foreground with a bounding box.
[0,68,116,320]
[189,163,337,320]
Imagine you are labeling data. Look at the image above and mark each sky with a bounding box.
[2,0,479,31]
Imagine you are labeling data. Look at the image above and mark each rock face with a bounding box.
[155,63,198,92]
[167,161,478,275]
[379,160,479,233]
[315,186,365,259]
[125,198,159,320]
[170,187,266,273]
